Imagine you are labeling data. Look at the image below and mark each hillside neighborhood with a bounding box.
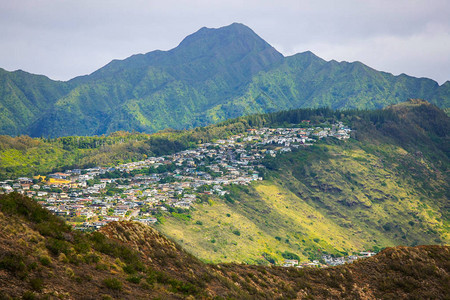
[1,122,358,265]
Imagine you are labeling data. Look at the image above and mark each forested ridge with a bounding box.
[1,23,448,137]
[1,99,448,180]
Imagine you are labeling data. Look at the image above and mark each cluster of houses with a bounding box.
[1,123,351,233]
[282,251,377,268]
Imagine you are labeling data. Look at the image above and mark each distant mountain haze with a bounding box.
[0,23,448,137]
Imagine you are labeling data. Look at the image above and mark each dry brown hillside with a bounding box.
[0,193,449,299]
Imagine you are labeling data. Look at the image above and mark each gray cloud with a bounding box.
[0,0,448,84]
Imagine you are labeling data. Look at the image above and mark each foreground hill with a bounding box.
[0,23,449,137]
[0,192,448,299]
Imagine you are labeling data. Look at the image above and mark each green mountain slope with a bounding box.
[0,68,72,135]
[155,100,449,264]
[28,23,284,137]
[215,53,448,117]
[0,23,449,137]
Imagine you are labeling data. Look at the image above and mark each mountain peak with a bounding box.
[196,22,249,32]
[87,23,283,81]
[180,23,258,43]
[173,23,283,61]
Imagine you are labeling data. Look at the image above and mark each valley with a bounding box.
[2,122,354,263]
[1,100,448,266]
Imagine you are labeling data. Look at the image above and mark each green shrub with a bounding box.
[22,291,37,300]
[281,251,300,260]
[224,195,235,204]
[262,253,276,264]
[170,280,198,295]
[65,267,75,278]
[123,264,137,274]
[103,277,123,291]
[0,252,27,275]
[126,275,141,284]
[84,253,100,264]
[39,255,52,266]
[29,277,43,291]
[46,238,69,256]
[232,230,241,236]
[27,262,38,271]
[73,241,91,254]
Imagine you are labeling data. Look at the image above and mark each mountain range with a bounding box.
[1,23,449,137]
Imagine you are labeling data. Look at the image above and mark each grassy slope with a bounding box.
[156,143,448,264]
[1,192,449,299]
[156,101,449,264]
[0,192,236,299]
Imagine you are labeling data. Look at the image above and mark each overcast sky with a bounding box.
[1,0,449,84]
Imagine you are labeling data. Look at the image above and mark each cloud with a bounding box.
[0,0,448,83]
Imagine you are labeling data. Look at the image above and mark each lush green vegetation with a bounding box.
[155,100,449,263]
[0,24,448,137]
[0,115,254,179]
[2,98,448,180]
[0,68,74,136]
[0,99,448,266]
